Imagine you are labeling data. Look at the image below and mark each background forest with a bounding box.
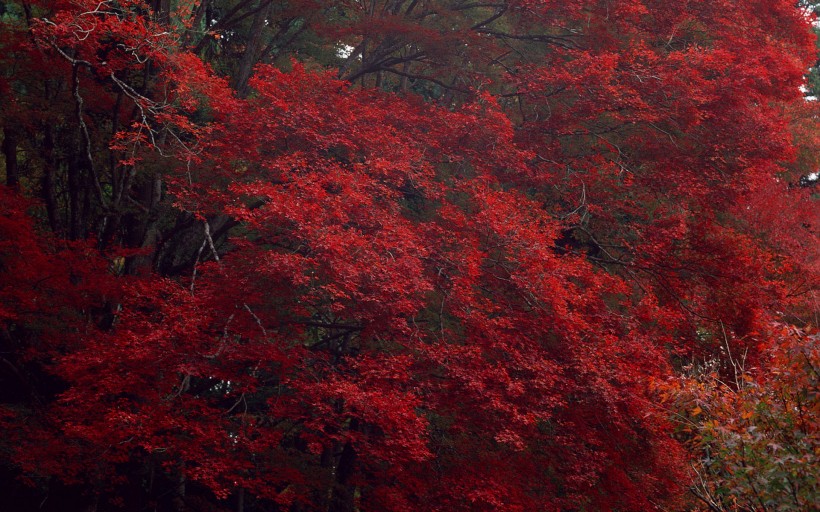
[0,0,818,510]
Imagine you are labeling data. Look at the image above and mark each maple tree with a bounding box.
[0,0,818,511]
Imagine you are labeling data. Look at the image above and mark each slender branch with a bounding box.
[190,238,208,294]
[470,5,507,30]
[244,303,267,338]
[72,63,108,208]
[203,220,220,262]
[374,67,470,93]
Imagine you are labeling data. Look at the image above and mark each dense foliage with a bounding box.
[662,326,819,511]
[0,0,817,510]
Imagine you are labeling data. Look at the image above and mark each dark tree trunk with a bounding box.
[329,441,357,512]
[42,126,59,233]
[2,126,19,188]
[153,0,172,24]
[68,153,81,240]
[234,0,273,97]
[171,464,186,512]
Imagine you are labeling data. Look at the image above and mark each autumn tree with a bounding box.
[0,0,818,511]
[661,326,820,511]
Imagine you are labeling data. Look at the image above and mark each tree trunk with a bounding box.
[68,153,81,240]
[171,464,186,512]
[2,126,19,188]
[42,125,59,233]
[329,441,356,512]
[234,0,273,97]
[153,0,172,24]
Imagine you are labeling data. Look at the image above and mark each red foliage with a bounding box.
[0,0,817,510]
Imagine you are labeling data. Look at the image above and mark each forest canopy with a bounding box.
[0,0,818,510]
